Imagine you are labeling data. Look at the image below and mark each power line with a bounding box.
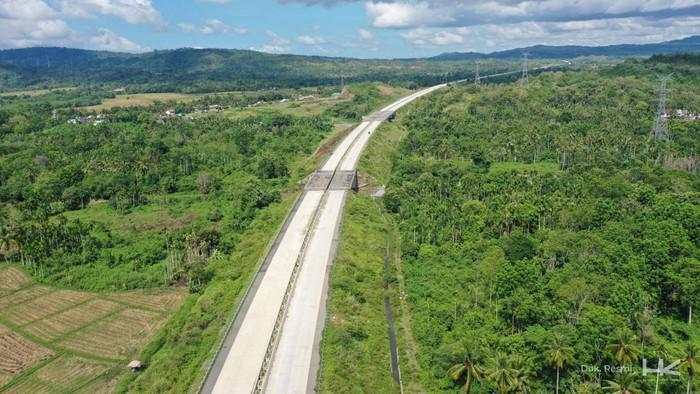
[521,52,529,86]
[651,74,672,140]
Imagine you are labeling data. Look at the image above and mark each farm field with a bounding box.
[82,92,196,110]
[221,84,410,120]
[0,266,186,392]
[223,96,346,119]
[0,87,76,97]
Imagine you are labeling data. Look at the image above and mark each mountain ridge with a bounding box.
[1,35,698,91]
[432,35,700,60]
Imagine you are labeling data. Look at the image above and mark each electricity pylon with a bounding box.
[651,74,672,140]
[474,61,480,85]
[521,52,529,86]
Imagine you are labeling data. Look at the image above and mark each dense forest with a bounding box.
[383,56,699,392]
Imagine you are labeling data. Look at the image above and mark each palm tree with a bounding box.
[547,333,575,394]
[448,351,484,393]
[574,381,600,393]
[681,342,698,394]
[604,373,641,394]
[486,352,515,394]
[606,331,640,365]
[635,308,654,355]
[508,355,533,393]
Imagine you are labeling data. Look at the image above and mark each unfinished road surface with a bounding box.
[202,84,446,394]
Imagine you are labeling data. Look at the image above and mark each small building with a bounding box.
[128,360,143,372]
[675,109,699,121]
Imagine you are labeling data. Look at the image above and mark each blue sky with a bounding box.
[1,0,699,58]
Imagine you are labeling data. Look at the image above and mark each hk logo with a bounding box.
[642,358,681,377]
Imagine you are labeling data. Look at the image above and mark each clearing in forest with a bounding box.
[0,266,186,392]
[82,92,195,111]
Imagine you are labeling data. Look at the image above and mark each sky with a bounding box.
[0,0,698,58]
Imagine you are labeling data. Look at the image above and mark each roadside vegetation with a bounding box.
[382,55,699,392]
[319,119,423,393]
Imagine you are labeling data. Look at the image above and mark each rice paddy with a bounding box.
[0,266,186,392]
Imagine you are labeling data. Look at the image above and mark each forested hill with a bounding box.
[0,47,475,92]
[433,35,700,60]
[1,35,698,92]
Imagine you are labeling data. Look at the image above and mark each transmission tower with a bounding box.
[521,52,529,85]
[651,74,672,140]
[474,61,480,85]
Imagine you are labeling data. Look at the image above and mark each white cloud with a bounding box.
[0,0,73,48]
[89,28,148,52]
[60,0,164,27]
[177,19,247,35]
[402,28,463,46]
[177,22,196,33]
[297,34,327,45]
[0,0,56,19]
[0,17,75,48]
[287,1,700,29]
[399,15,700,52]
[0,0,150,51]
[256,30,292,53]
[358,28,374,41]
[200,18,247,34]
[365,1,451,28]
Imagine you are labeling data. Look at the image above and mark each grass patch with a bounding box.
[82,93,195,111]
[222,96,347,119]
[319,111,422,393]
[318,195,396,393]
[0,87,76,97]
[358,122,409,185]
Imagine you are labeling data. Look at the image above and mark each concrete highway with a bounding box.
[201,84,445,394]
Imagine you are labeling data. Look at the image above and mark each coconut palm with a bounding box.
[606,331,640,365]
[635,308,654,355]
[508,354,533,393]
[574,381,600,394]
[486,352,515,394]
[604,373,641,394]
[547,333,575,394]
[448,350,484,393]
[681,342,698,394]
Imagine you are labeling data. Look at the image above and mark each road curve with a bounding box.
[202,84,445,394]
